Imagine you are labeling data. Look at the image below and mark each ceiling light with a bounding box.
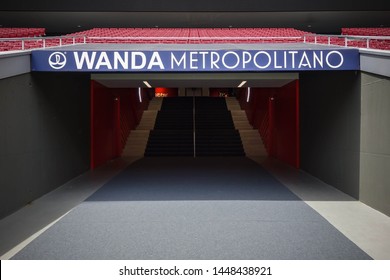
[143,81,152,88]
[138,87,142,103]
[238,81,247,88]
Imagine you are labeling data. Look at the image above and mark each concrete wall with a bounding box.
[360,50,390,78]
[0,72,90,219]
[300,71,361,199]
[0,53,31,80]
[360,72,390,216]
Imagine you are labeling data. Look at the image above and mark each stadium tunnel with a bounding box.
[89,71,300,167]
[0,39,389,259]
[1,0,390,262]
[0,43,388,218]
[88,68,360,197]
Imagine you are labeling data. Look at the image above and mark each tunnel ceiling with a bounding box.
[91,72,298,88]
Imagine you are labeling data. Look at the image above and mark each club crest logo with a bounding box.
[48,52,67,69]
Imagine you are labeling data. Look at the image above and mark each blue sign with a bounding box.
[31,49,360,72]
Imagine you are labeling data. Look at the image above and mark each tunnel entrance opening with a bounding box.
[90,72,300,169]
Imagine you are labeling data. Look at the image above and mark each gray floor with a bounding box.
[1,156,389,259]
[0,157,139,259]
[253,156,390,260]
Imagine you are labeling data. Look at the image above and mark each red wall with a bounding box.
[90,81,116,169]
[155,87,178,97]
[273,80,300,168]
[112,88,147,154]
[242,88,277,129]
[90,81,149,169]
[238,80,300,168]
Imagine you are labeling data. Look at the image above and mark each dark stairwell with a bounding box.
[145,96,244,157]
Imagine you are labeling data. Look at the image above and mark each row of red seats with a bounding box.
[0,28,46,38]
[342,28,390,36]
[305,35,390,51]
[1,27,389,52]
[87,38,302,44]
[0,37,85,52]
[68,27,309,45]
[70,27,310,39]
[341,28,390,50]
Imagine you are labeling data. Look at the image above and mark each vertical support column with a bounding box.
[268,96,275,157]
[295,80,300,168]
[193,95,196,158]
[90,81,95,170]
[114,96,121,157]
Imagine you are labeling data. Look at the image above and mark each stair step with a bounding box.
[143,97,248,157]
[230,110,246,115]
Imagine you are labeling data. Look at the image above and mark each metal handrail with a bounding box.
[0,35,87,52]
[2,33,390,52]
[87,36,304,40]
[303,34,390,51]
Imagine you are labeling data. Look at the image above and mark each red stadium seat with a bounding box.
[341,28,390,50]
[64,27,309,45]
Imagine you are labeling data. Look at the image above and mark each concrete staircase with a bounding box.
[121,98,162,157]
[195,97,245,156]
[225,97,267,157]
[145,97,194,156]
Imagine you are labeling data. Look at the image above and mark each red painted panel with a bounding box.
[273,80,299,168]
[114,96,121,157]
[268,96,275,157]
[110,88,150,157]
[90,81,95,169]
[90,81,116,169]
[295,81,300,168]
[155,87,178,97]
[90,83,149,169]
[239,81,300,168]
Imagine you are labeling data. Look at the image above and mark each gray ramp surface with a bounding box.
[13,157,371,260]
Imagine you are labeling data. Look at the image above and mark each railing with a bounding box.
[87,36,304,44]
[2,33,390,52]
[0,35,304,52]
[0,36,87,52]
[303,34,390,51]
